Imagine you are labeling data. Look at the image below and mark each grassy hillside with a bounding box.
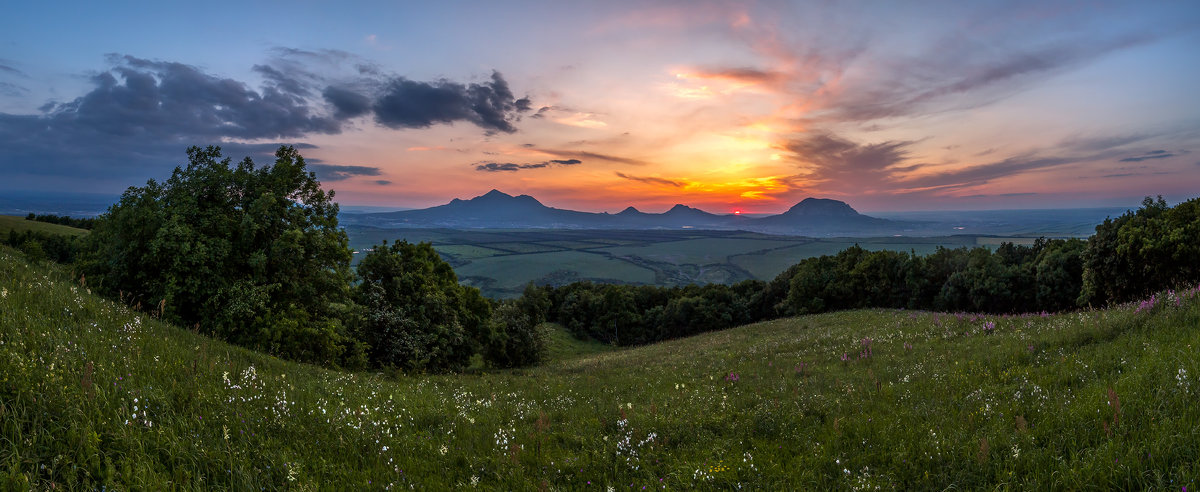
[0,215,88,237]
[2,247,1198,489]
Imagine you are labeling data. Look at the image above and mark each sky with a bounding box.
[1,1,1198,213]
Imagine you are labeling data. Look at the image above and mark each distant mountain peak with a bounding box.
[784,197,860,217]
[617,206,642,215]
[478,189,513,199]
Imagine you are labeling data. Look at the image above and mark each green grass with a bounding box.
[0,215,88,237]
[541,323,616,361]
[6,247,1198,489]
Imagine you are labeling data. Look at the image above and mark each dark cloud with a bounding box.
[374,180,392,185]
[530,106,553,118]
[79,54,342,139]
[1119,150,1176,162]
[308,164,381,181]
[476,162,526,172]
[539,149,647,166]
[475,158,582,172]
[0,53,536,190]
[372,71,531,133]
[0,54,352,186]
[614,172,682,187]
[322,85,372,118]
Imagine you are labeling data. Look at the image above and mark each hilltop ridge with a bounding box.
[343,190,906,234]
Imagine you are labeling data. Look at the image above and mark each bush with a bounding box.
[354,240,493,371]
[485,302,547,368]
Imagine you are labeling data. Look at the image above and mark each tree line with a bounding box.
[525,196,1198,347]
[25,213,96,230]
[27,146,543,372]
[9,144,1198,369]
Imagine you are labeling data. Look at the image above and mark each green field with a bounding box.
[3,247,1198,489]
[455,249,656,291]
[0,215,88,237]
[344,227,1006,297]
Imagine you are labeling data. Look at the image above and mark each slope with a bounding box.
[0,215,89,237]
[1,247,1198,489]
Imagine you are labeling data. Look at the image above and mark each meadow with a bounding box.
[3,246,1198,489]
[346,226,1020,297]
[0,215,88,237]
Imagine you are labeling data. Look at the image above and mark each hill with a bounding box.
[0,214,89,237]
[342,190,906,235]
[2,247,1198,489]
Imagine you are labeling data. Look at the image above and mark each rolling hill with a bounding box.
[0,215,89,237]
[2,246,1197,489]
[341,189,910,235]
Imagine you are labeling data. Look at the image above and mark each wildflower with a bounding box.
[982,321,996,334]
[439,444,448,455]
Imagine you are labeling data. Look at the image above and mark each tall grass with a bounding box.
[1,246,1197,489]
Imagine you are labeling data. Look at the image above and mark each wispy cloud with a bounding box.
[309,164,382,181]
[614,172,682,187]
[1118,150,1176,162]
[538,149,647,166]
[475,159,583,172]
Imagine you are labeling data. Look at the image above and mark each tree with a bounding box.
[485,302,547,368]
[1081,196,1200,305]
[80,145,359,366]
[354,240,492,371]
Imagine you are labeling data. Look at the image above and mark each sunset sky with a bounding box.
[2,1,1198,213]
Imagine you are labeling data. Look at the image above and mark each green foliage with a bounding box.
[4,229,82,263]
[78,145,357,366]
[4,247,1200,489]
[1081,196,1200,306]
[354,240,492,371]
[485,302,548,368]
[537,238,1088,347]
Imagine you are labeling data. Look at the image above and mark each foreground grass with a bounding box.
[1,248,1198,490]
[0,215,88,237]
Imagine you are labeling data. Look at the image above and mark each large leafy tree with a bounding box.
[81,145,360,366]
[354,240,493,371]
[1081,196,1200,305]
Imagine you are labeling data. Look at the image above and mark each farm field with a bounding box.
[346,226,1023,297]
[0,215,88,237]
[3,247,1198,489]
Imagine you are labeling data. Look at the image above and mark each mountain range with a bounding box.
[340,189,913,236]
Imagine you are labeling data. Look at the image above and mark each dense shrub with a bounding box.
[354,240,494,371]
[4,230,81,264]
[485,302,547,368]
